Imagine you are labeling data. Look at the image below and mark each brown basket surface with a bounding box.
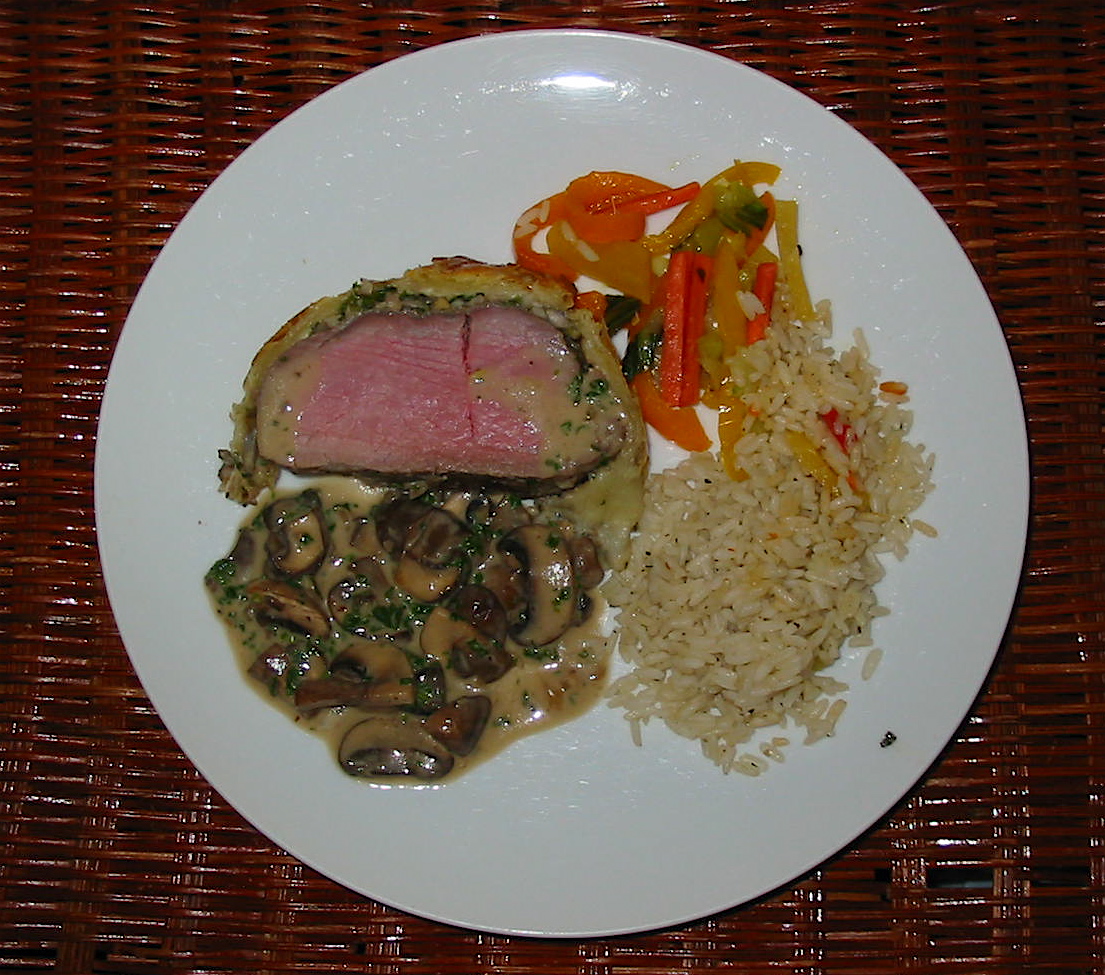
[3,1,1103,972]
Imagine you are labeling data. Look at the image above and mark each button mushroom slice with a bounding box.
[498,524,580,648]
[375,498,471,602]
[448,585,514,682]
[247,644,298,694]
[410,660,447,715]
[567,534,605,590]
[451,584,508,643]
[347,516,384,558]
[420,603,515,684]
[338,714,455,780]
[329,637,412,685]
[326,557,401,638]
[263,490,329,577]
[294,675,413,713]
[246,579,331,637]
[477,550,528,630]
[393,554,462,603]
[465,492,533,534]
[423,696,491,757]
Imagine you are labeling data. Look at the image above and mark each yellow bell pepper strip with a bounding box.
[643,180,722,255]
[745,261,778,344]
[545,220,655,301]
[717,397,749,481]
[785,428,838,492]
[643,161,780,255]
[732,160,782,186]
[658,250,713,407]
[774,199,815,322]
[512,195,576,281]
[631,372,711,453]
[710,235,748,354]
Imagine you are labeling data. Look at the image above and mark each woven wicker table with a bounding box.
[4,2,1103,972]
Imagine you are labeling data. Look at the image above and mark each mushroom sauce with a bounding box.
[205,477,610,784]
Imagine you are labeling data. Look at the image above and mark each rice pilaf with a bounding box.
[603,299,935,775]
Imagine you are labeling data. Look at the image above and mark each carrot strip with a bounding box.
[620,181,701,216]
[742,191,776,259]
[745,261,778,344]
[679,253,713,406]
[658,250,692,406]
[631,373,711,453]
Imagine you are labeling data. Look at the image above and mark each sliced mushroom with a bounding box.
[338,714,454,780]
[294,675,412,713]
[498,524,580,648]
[263,490,329,577]
[423,696,491,756]
[393,554,462,603]
[567,534,604,590]
[248,644,295,691]
[451,584,508,643]
[246,579,330,637]
[327,558,400,637]
[329,637,412,685]
[344,513,385,559]
[375,498,470,602]
[420,603,514,684]
[410,661,447,715]
[465,492,532,534]
[477,550,528,629]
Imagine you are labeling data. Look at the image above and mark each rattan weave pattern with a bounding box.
[3,1,1103,972]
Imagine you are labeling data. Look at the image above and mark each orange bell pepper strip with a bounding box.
[745,261,778,344]
[512,194,576,281]
[631,372,711,453]
[562,172,701,244]
[574,290,608,322]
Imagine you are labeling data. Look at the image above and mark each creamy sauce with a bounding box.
[254,351,321,467]
[205,476,609,785]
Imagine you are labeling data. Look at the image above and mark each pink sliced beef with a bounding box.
[254,306,618,484]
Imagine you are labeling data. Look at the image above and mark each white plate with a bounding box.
[96,30,1028,937]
